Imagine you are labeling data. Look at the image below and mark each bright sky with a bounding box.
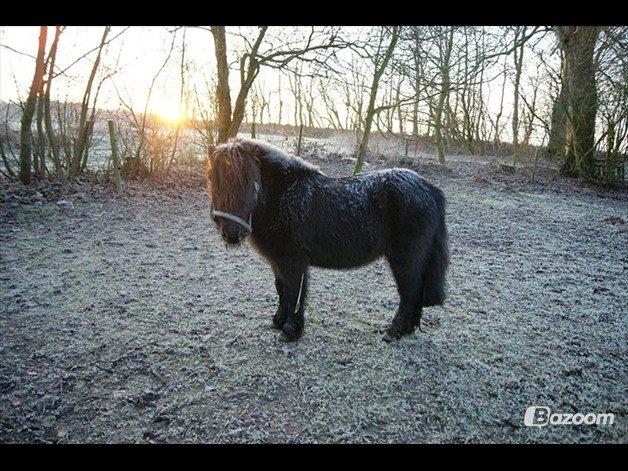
[0,26,558,144]
[1,26,210,121]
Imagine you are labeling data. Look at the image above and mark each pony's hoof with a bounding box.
[272,314,286,330]
[382,325,411,342]
[382,332,399,343]
[281,323,302,342]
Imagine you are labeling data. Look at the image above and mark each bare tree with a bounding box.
[211,26,235,143]
[4,25,620,186]
[19,26,47,185]
[432,27,455,164]
[41,27,63,180]
[594,26,628,183]
[287,65,304,127]
[68,26,110,179]
[556,26,600,179]
[511,26,529,165]
[210,26,345,143]
[167,27,188,173]
[353,26,400,174]
[318,78,343,129]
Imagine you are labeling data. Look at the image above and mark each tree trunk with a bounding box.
[354,94,378,174]
[412,37,421,137]
[35,93,47,178]
[547,88,568,160]
[69,26,109,180]
[19,26,48,185]
[277,75,283,125]
[212,26,266,142]
[228,71,259,140]
[547,54,569,161]
[211,26,233,143]
[44,27,64,181]
[556,26,600,179]
[434,28,454,164]
[166,27,187,175]
[354,27,400,175]
[108,120,122,194]
[512,27,526,165]
[396,80,403,134]
[604,120,617,183]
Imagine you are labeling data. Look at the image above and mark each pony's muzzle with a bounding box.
[211,208,253,246]
[222,221,247,245]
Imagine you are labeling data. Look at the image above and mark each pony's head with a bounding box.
[206,138,261,246]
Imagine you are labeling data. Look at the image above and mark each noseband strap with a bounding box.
[210,209,253,233]
[211,182,259,235]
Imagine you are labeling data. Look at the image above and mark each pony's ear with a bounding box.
[207,145,216,159]
[240,140,262,163]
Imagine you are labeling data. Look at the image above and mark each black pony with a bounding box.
[206,138,449,342]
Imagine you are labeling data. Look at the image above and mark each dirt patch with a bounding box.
[1,155,626,443]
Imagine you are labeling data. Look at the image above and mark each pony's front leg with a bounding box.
[277,268,309,342]
[272,275,286,330]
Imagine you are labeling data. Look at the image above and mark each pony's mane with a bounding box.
[206,137,323,211]
[235,137,322,175]
[206,138,261,212]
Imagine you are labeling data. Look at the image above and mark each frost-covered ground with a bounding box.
[0,150,626,444]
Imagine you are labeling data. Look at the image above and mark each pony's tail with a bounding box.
[422,187,450,307]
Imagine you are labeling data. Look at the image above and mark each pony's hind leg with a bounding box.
[414,304,425,332]
[383,251,425,342]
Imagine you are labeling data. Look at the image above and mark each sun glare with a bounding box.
[154,102,185,125]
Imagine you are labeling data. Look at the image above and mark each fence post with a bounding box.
[108,120,122,195]
[296,123,303,155]
[404,138,409,160]
[251,120,256,139]
[531,146,540,183]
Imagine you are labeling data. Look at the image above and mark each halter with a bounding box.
[210,182,259,234]
[210,209,253,233]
